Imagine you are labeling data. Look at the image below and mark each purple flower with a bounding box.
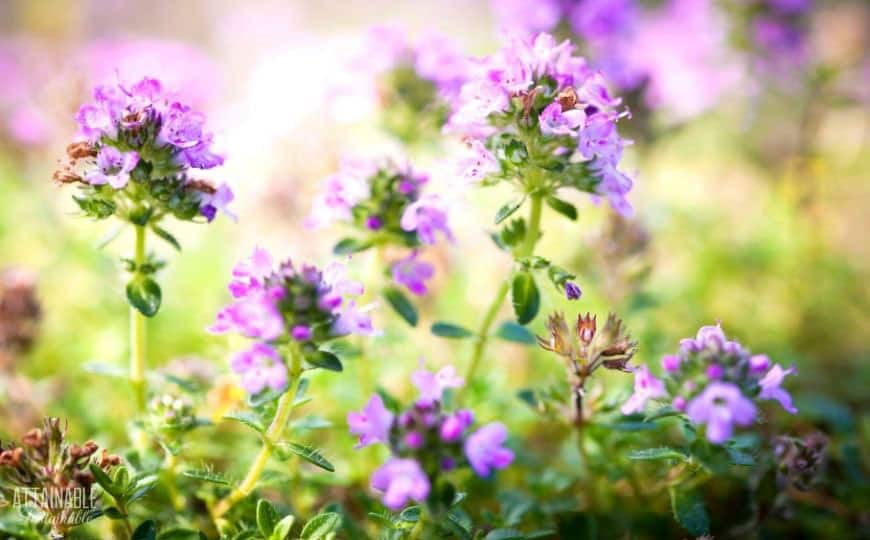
[673,396,687,412]
[321,261,365,298]
[198,182,236,222]
[749,354,770,373]
[230,343,287,394]
[228,247,273,298]
[347,394,394,449]
[680,323,727,353]
[412,364,464,407]
[370,458,430,511]
[539,102,585,136]
[404,431,424,449]
[564,281,582,300]
[305,159,374,229]
[440,409,474,442]
[456,139,499,183]
[179,136,224,169]
[159,102,205,148]
[758,364,798,414]
[332,300,378,337]
[661,354,681,373]
[621,365,666,414]
[706,363,724,379]
[291,325,312,342]
[687,382,757,444]
[208,288,285,341]
[400,194,453,245]
[85,147,139,189]
[414,34,470,99]
[569,0,639,43]
[392,251,435,296]
[464,422,514,477]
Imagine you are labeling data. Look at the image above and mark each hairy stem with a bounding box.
[462,193,544,393]
[212,349,302,519]
[130,225,147,413]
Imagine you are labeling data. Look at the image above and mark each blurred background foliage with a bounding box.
[0,0,868,538]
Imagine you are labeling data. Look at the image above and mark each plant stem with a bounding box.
[212,349,303,519]
[131,225,147,413]
[462,193,544,393]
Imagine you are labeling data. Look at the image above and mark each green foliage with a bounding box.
[384,287,419,327]
[511,271,540,325]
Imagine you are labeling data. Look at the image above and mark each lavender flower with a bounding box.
[646,323,799,444]
[620,365,666,414]
[464,422,515,477]
[212,248,375,394]
[564,281,583,300]
[412,365,464,407]
[347,394,395,449]
[447,32,637,216]
[687,382,758,444]
[84,147,139,189]
[758,364,798,414]
[400,194,454,245]
[349,365,512,510]
[229,343,288,394]
[57,76,233,224]
[392,251,435,296]
[370,458,430,511]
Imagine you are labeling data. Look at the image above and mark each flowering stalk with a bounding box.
[130,225,147,412]
[212,347,303,519]
[463,192,543,391]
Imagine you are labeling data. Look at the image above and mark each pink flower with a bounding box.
[621,365,666,414]
[230,343,287,394]
[464,422,514,477]
[392,251,435,296]
[348,394,395,449]
[412,364,464,407]
[400,194,453,245]
[457,138,499,183]
[85,147,139,189]
[539,102,585,137]
[758,364,798,414]
[370,458,430,511]
[440,409,474,442]
[208,288,285,341]
[687,382,757,444]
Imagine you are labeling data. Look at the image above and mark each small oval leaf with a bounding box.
[278,442,335,472]
[670,488,710,537]
[431,322,474,339]
[495,198,525,225]
[307,350,343,372]
[545,196,577,221]
[383,287,418,327]
[511,272,540,325]
[126,275,162,317]
[495,321,536,345]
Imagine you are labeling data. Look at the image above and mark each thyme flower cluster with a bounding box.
[622,323,798,444]
[450,32,636,216]
[348,365,513,510]
[210,248,376,395]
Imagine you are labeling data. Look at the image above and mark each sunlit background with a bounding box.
[0,0,868,537]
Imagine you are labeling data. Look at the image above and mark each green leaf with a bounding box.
[307,350,343,372]
[74,195,116,219]
[126,275,162,317]
[643,405,681,422]
[511,271,540,325]
[727,447,756,466]
[270,515,296,540]
[151,224,181,251]
[181,469,231,486]
[495,197,525,225]
[158,528,207,540]
[89,464,122,498]
[398,506,420,523]
[504,139,528,164]
[486,529,525,540]
[628,447,688,461]
[545,196,577,220]
[278,442,335,472]
[132,520,157,540]
[333,238,372,255]
[441,513,471,540]
[129,206,154,226]
[495,321,536,344]
[384,287,418,327]
[670,488,710,536]
[257,499,280,537]
[103,507,126,520]
[431,322,474,339]
[300,512,341,539]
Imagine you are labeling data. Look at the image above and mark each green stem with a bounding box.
[462,193,544,394]
[130,225,147,413]
[212,350,303,519]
